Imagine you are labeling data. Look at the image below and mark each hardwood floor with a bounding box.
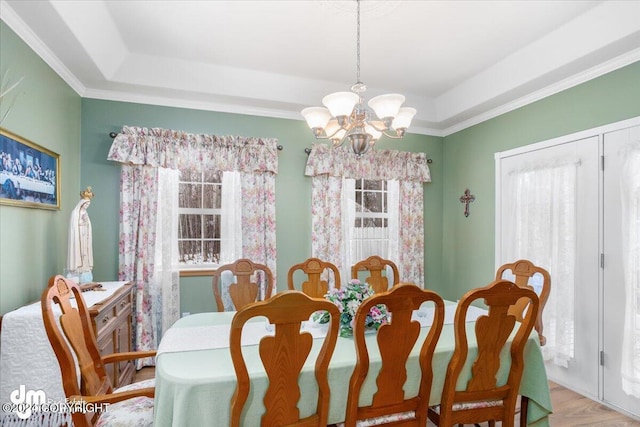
[135,368,639,426]
[545,381,640,427]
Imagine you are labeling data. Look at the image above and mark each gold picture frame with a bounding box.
[0,128,60,210]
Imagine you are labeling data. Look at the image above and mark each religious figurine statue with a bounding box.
[66,186,94,284]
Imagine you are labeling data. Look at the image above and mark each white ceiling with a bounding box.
[2,0,639,136]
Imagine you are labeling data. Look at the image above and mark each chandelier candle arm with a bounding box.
[300,0,416,155]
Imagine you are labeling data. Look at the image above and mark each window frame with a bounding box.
[177,169,224,271]
[348,178,391,260]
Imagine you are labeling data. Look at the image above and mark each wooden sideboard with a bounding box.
[88,281,135,388]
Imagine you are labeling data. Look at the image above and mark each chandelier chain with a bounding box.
[356,0,361,85]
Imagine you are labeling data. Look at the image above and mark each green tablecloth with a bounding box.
[154,308,552,426]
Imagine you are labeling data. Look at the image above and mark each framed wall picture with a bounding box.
[0,128,60,210]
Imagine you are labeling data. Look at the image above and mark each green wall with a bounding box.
[80,99,443,314]
[440,62,640,301]
[3,16,639,316]
[0,22,82,314]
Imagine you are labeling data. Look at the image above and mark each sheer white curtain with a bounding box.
[220,171,242,263]
[504,158,580,367]
[621,144,640,397]
[341,178,356,282]
[387,180,400,269]
[154,168,180,339]
[342,178,399,284]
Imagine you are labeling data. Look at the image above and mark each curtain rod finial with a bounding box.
[109,132,118,138]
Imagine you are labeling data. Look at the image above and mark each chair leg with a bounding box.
[520,396,529,427]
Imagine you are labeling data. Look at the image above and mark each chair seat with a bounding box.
[336,411,415,426]
[430,399,503,414]
[95,379,155,427]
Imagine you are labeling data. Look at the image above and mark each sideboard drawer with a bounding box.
[89,282,135,388]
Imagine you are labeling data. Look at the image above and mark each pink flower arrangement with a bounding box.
[313,279,390,337]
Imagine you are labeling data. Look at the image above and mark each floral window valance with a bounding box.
[107,126,278,174]
[304,144,431,182]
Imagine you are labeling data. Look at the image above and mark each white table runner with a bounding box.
[157,319,330,356]
[156,302,488,356]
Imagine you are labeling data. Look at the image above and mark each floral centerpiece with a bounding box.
[313,279,390,337]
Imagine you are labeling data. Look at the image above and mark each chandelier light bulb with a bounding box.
[301,107,332,130]
[324,119,347,145]
[322,92,360,118]
[367,94,405,120]
[392,107,417,130]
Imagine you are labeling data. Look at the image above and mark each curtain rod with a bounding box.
[303,147,432,163]
[109,132,283,151]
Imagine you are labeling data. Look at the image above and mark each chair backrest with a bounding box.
[41,275,111,427]
[287,257,341,298]
[351,255,400,294]
[229,290,340,427]
[212,258,274,311]
[496,259,550,346]
[439,279,539,426]
[345,283,445,427]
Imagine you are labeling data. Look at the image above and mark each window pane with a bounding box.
[203,184,222,209]
[180,169,198,182]
[204,169,222,183]
[204,241,221,264]
[363,218,384,227]
[179,183,202,208]
[364,180,382,191]
[203,214,220,239]
[364,191,382,212]
[179,214,202,238]
[206,170,222,183]
[179,241,202,263]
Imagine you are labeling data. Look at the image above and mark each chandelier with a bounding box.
[301,0,416,156]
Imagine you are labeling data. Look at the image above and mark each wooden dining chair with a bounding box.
[229,290,340,427]
[351,255,400,294]
[495,259,550,346]
[344,282,445,427]
[495,259,551,427]
[41,275,156,427]
[212,258,274,312]
[287,257,341,298]
[427,279,539,427]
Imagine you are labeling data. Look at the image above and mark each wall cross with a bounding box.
[460,189,475,218]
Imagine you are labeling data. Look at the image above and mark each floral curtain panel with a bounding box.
[305,144,431,181]
[109,126,278,364]
[118,164,161,367]
[108,126,278,173]
[305,145,430,285]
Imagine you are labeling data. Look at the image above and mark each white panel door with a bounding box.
[603,124,640,417]
[497,136,600,399]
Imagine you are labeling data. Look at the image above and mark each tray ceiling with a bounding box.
[2,0,639,136]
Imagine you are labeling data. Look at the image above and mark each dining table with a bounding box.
[153,300,553,426]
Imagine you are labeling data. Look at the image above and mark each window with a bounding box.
[178,169,223,266]
[348,178,394,261]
